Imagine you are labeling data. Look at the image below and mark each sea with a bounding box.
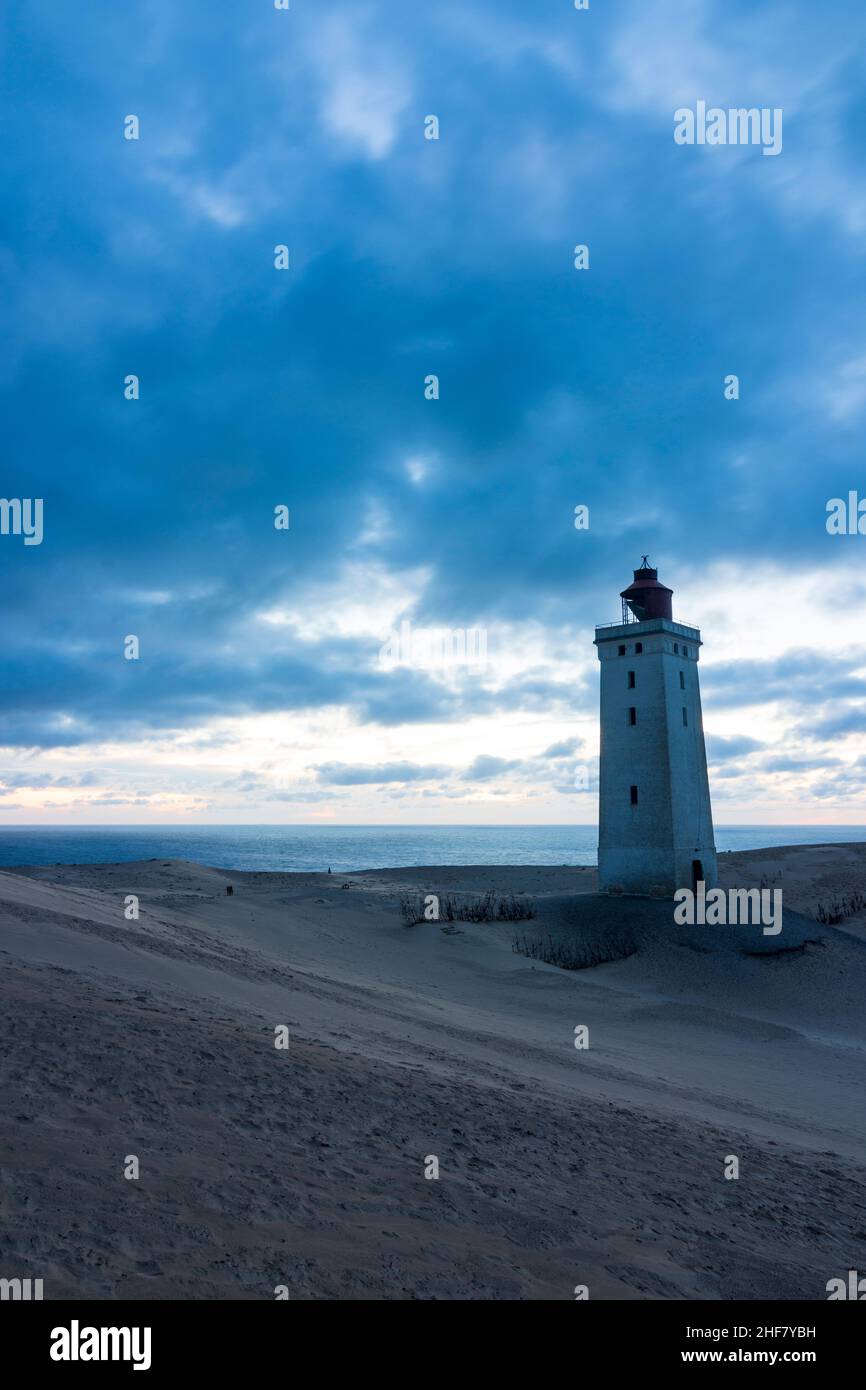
[0,824,865,873]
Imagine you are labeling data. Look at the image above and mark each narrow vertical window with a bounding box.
[679,671,685,690]
[635,642,643,654]
[628,671,636,689]
[630,785,638,805]
[628,707,637,726]
[673,643,679,654]
[618,644,626,656]
[682,707,688,726]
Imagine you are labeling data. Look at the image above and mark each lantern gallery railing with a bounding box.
[594,619,700,634]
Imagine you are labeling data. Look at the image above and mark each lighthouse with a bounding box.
[593,559,717,895]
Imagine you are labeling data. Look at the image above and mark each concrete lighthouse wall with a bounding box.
[594,617,717,894]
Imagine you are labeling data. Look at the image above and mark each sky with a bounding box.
[2,0,866,826]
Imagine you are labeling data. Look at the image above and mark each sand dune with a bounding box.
[2,847,866,1299]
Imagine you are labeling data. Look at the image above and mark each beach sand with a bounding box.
[2,846,866,1300]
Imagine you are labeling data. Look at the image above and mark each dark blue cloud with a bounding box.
[705,734,765,761]
[701,652,866,711]
[760,754,843,771]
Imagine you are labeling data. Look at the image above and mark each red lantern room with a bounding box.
[620,556,674,624]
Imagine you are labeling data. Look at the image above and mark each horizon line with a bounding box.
[2,822,866,831]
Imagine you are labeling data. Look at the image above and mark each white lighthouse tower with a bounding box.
[594,559,717,895]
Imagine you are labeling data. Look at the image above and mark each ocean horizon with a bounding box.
[1,823,866,874]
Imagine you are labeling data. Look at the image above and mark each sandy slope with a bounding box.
[1,848,866,1300]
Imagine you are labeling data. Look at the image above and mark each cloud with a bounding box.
[460,755,524,782]
[541,738,583,759]
[705,734,765,761]
[313,761,450,785]
[0,771,101,790]
[702,651,866,711]
[806,707,866,740]
[309,12,412,160]
[759,754,842,772]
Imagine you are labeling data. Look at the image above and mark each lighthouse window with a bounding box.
[628,707,637,726]
[630,785,638,806]
[679,671,685,690]
[635,643,643,654]
[627,671,636,689]
[673,643,679,654]
[682,707,688,726]
[618,644,626,656]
